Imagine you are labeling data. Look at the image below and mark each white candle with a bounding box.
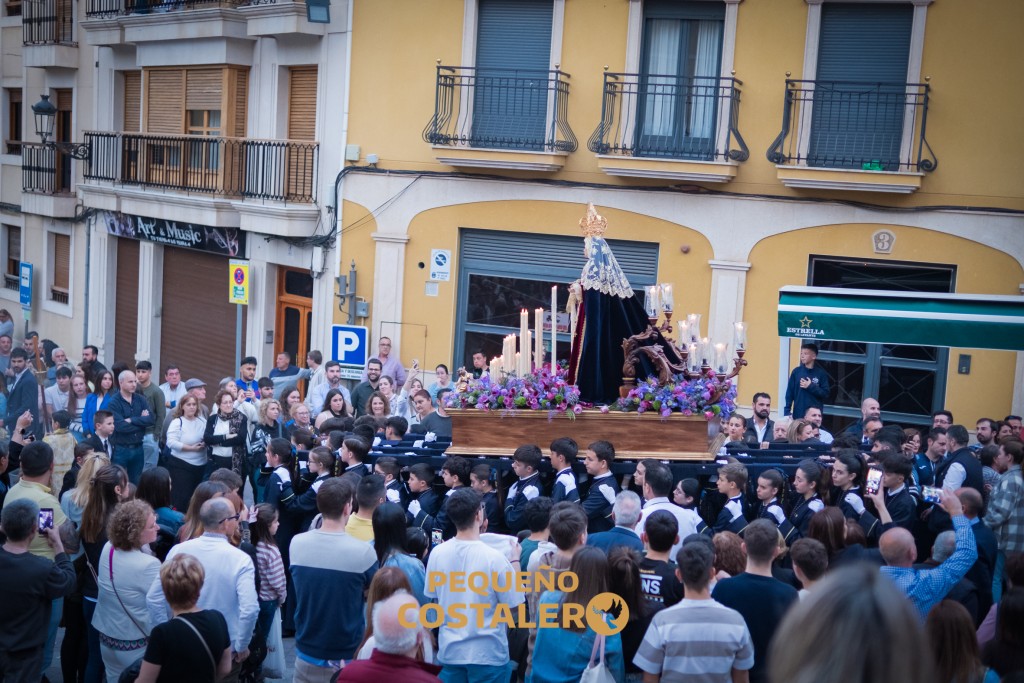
[534,308,543,371]
[733,322,747,351]
[551,285,558,373]
[520,309,529,348]
[524,332,532,375]
[714,342,728,373]
[515,352,521,376]
[645,286,660,318]
[660,284,673,313]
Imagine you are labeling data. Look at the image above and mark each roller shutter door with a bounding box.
[159,247,243,389]
[114,237,139,365]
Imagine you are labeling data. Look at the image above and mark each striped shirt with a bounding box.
[255,541,287,603]
[634,598,754,683]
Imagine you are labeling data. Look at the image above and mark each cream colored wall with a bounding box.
[744,224,1024,422]
[347,0,1024,210]
[342,200,716,370]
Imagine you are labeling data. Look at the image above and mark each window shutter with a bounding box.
[287,67,317,141]
[460,229,659,286]
[56,89,72,111]
[5,226,20,277]
[816,4,914,82]
[123,72,141,133]
[185,69,223,111]
[233,69,248,138]
[52,233,70,291]
[146,70,184,134]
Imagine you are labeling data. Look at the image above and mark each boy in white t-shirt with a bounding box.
[425,487,524,683]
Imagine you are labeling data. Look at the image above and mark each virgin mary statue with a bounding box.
[566,204,683,405]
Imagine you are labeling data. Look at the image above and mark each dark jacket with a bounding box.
[743,419,775,447]
[783,364,830,418]
[583,473,620,534]
[0,548,77,652]
[7,368,42,440]
[109,392,155,447]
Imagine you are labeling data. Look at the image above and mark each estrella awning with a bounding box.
[777,286,1024,351]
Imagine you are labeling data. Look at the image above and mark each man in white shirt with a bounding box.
[307,361,352,412]
[159,364,187,409]
[44,366,72,415]
[147,497,258,681]
[425,487,524,683]
[637,462,701,561]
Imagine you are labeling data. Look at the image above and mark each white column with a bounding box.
[370,231,409,355]
[87,219,117,364]
[778,336,791,417]
[243,258,272,365]
[1015,283,1024,418]
[310,251,337,361]
[707,259,751,347]
[135,241,163,367]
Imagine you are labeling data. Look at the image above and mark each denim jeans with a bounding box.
[440,662,515,683]
[83,598,104,683]
[113,444,144,485]
[41,597,62,677]
[255,599,279,643]
[142,433,159,472]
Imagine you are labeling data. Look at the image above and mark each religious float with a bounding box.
[445,204,749,461]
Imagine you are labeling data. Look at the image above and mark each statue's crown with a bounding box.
[579,203,607,238]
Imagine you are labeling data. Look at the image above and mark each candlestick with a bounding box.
[645,286,660,319]
[551,286,558,373]
[733,322,747,351]
[535,308,543,371]
[660,284,673,313]
[714,342,729,374]
[687,314,701,343]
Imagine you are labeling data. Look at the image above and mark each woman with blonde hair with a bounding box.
[93,500,161,681]
[787,419,814,444]
[769,563,934,683]
[135,553,232,683]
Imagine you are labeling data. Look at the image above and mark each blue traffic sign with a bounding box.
[331,324,369,368]
[19,262,32,309]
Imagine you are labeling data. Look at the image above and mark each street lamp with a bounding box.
[31,94,90,160]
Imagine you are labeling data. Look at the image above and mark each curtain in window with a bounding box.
[642,19,680,137]
[688,20,722,140]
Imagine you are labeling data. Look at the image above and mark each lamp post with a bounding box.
[31,94,90,160]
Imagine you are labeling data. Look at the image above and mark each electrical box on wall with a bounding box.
[355,301,370,318]
[958,354,971,375]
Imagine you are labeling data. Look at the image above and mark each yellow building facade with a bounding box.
[339,0,1024,430]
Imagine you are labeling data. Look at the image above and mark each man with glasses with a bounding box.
[147,497,258,683]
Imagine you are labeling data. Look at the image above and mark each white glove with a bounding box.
[766,504,786,525]
[424,432,437,443]
[844,492,865,516]
[724,499,743,521]
[599,484,616,505]
[522,485,540,501]
[386,488,401,504]
[274,467,291,485]
[408,499,422,517]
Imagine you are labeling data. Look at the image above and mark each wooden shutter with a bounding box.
[123,72,141,133]
[52,233,70,291]
[233,69,248,137]
[287,67,317,141]
[56,89,72,111]
[5,225,20,277]
[185,69,223,111]
[146,70,184,134]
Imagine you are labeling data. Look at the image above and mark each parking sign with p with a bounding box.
[332,324,369,370]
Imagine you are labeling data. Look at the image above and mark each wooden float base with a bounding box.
[447,409,718,461]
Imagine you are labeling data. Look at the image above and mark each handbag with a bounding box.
[579,633,616,683]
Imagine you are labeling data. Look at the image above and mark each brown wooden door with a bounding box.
[274,267,313,392]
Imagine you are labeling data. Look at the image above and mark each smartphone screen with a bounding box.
[865,467,883,495]
[922,486,943,504]
[38,508,54,531]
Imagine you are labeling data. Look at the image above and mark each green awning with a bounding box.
[778,286,1024,351]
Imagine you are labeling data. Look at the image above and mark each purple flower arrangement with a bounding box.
[444,365,583,418]
[614,372,738,420]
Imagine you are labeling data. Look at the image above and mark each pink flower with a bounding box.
[600,405,610,414]
[704,411,714,420]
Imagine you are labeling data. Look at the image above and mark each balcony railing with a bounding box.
[22,142,73,195]
[767,79,936,173]
[3,274,19,291]
[84,131,319,203]
[23,0,75,45]
[86,0,240,18]
[588,73,748,163]
[423,65,577,154]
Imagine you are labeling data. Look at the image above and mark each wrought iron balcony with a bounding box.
[22,142,73,195]
[85,0,240,18]
[423,66,577,154]
[83,131,319,203]
[23,0,76,45]
[588,73,747,163]
[767,79,936,173]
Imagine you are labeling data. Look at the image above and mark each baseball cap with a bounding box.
[184,378,207,390]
